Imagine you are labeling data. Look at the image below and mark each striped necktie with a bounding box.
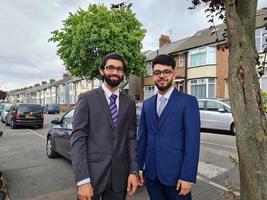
[109,94,118,126]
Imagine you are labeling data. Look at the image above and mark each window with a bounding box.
[189,46,216,67]
[51,87,56,93]
[256,28,267,52]
[93,78,101,89]
[69,83,75,91]
[146,62,153,76]
[46,88,51,95]
[198,100,205,110]
[62,109,75,124]
[179,54,185,67]
[80,80,88,89]
[189,78,216,98]
[144,86,156,100]
[206,101,223,111]
[69,95,76,104]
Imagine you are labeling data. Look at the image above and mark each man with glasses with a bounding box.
[137,54,200,200]
[71,52,138,200]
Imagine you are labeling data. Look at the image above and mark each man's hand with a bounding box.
[137,172,144,186]
[176,180,192,196]
[78,183,94,200]
[127,174,138,196]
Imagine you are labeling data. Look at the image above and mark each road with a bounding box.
[0,113,239,200]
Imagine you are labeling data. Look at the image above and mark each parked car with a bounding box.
[197,98,235,134]
[46,107,74,160]
[0,104,4,116]
[43,103,60,114]
[5,103,44,129]
[0,103,12,123]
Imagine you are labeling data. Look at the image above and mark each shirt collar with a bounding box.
[157,86,174,101]
[101,83,120,98]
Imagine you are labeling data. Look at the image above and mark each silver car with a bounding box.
[0,103,12,123]
[197,98,235,134]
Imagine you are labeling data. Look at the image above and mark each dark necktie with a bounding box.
[109,94,118,126]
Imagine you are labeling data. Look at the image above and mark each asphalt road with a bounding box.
[0,113,239,200]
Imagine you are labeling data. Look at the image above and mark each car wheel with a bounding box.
[11,119,16,129]
[46,136,58,158]
[230,123,236,135]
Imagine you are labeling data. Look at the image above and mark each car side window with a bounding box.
[62,109,75,124]
[206,101,223,112]
[198,100,205,110]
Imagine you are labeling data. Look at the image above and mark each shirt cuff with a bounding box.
[77,178,91,186]
[180,179,194,185]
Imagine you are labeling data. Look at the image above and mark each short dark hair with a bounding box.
[152,54,176,69]
[100,52,127,72]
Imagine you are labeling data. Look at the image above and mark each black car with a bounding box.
[46,107,74,160]
[5,103,44,129]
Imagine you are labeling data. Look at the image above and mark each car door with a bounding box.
[6,105,15,125]
[197,100,206,128]
[53,108,74,159]
[205,100,231,131]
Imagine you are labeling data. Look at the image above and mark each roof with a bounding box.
[256,7,267,28]
[145,8,267,61]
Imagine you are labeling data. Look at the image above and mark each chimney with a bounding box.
[34,83,40,87]
[29,86,33,89]
[41,81,47,85]
[159,34,171,48]
[49,79,55,83]
[63,73,70,79]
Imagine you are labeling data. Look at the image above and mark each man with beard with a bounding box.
[137,54,200,200]
[71,52,138,200]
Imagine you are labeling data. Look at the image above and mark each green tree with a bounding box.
[49,4,146,79]
[191,0,267,199]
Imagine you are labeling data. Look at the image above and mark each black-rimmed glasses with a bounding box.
[104,65,124,73]
[153,70,173,77]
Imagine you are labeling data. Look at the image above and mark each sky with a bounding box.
[0,0,266,91]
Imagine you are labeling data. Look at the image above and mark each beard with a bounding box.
[103,74,123,87]
[155,78,173,92]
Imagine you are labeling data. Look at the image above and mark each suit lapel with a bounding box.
[158,89,177,128]
[151,95,159,130]
[96,87,115,130]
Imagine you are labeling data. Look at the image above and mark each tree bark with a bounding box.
[225,0,267,199]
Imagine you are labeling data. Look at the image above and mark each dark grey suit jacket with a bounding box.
[71,87,137,195]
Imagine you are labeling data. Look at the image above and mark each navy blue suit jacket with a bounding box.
[137,89,200,186]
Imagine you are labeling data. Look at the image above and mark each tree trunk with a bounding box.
[225,0,267,199]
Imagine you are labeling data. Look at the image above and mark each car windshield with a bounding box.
[4,104,12,111]
[50,104,59,108]
[18,104,42,113]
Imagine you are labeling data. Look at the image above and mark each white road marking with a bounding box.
[197,175,228,191]
[197,175,240,196]
[201,141,237,150]
[27,129,46,140]
[198,161,228,179]
[201,146,238,158]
